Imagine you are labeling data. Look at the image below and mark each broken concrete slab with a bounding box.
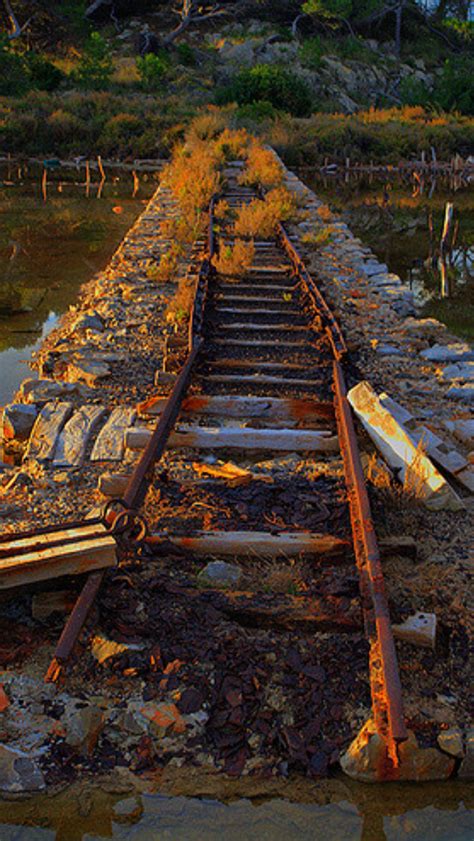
[91,407,136,461]
[444,418,474,447]
[393,612,437,649]
[53,404,107,467]
[61,702,105,756]
[18,378,85,405]
[421,343,474,363]
[441,362,474,382]
[446,385,474,402]
[24,402,73,462]
[347,382,463,511]
[67,359,111,388]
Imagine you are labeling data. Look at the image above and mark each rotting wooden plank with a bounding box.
[206,360,312,371]
[0,523,105,555]
[138,394,335,422]
[215,307,301,316]
[202,374,323,387]
[91,406,136,461]
[54,405,107,467]
[165,585,362,632]
[24,402,73,462]
[348,381,463,511]
[219,323,308,332]
[211,339,312,349]
[126,426,339,453]
[154,531,349,558]
[0,535,116,590]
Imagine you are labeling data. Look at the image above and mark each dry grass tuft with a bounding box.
[238,141,283,188]
[301,226,335,247]
[147,251,180,283]
[316,204,334,222]
[165,276,196,325]
[234,187,297,238]
[212,238,255,277]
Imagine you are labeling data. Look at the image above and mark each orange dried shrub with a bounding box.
[212,239,255,277]
[316,204,333,222]
[161,142,222,216]
[160,214,203,244]
[214,199,231,220]
[213,127,251,161]
[165,276,196,325]
[233,187,296,238]
[147,250,179,283]
[238,141,283,188]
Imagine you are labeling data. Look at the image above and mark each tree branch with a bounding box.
[3,0,32,40]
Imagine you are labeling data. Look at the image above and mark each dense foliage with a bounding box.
[216,65,313,117]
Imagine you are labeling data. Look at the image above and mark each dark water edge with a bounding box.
[299,170,474,340]
[0,776,472,841]
[0,164,160,407]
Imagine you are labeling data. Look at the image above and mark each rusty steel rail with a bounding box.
[279,220,406,760]
[45,199,217,682]
[277,223,347,361]
[333,360,407,763]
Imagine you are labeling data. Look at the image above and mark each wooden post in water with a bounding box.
[85,160,91,198]
[439,201,454,298]
[41,167,47,202]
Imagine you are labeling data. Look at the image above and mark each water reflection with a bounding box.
[299,171,474,339]
[0,164,160,406]
[0,779,472,841]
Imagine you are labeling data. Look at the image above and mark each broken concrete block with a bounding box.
[2,404,38,441]
[91,407,136,461]
[437,727,464,759]
[347,382,463,511]
[54,405,107,467]
[62,703,105,756]
[378,393,413,426]
[393,612,437,649]
[341,719,455,782]
[97,472,130,497]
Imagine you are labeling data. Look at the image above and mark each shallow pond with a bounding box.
[0,777,472,840]
[0,163,159,407]
[300,171,474,339]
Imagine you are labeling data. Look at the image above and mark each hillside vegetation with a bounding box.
[0,0,473,162]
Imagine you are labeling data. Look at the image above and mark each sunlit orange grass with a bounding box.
[213,127,251,161]
[212,238,255,277]
[238,141,284,188]
[233,188,296,238]
[161,143,222,216]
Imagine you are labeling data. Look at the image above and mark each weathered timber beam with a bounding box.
[138,394,334,422]
[148,531,350,559]
[125,426,339,453]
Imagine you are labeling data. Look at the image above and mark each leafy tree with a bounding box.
[216,65,313,117]
[75,31,113,91]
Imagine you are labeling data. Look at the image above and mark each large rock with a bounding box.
[2,404,38,441]
[24,402,73,462]
[62,702,105,755]
[0,744,45,792]
[341,719,455,782]
[73,311,104,333]
[198,561,242,588]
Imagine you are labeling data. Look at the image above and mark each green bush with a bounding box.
[176,43,196,67]
[75,32,113,91]
[299,37,324,70]
[136,53,169,91]
[216,65,313,118]
[432,57,474,115]
[236,100,277,122]
[0,37,29,95]
[399,76,431,108]
[99,113,146,154]
[26,53,64,92]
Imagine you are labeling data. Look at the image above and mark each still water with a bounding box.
[0,777,472,840]
[301,170,474,339]
[0,163,159,407]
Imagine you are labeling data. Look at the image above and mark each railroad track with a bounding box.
[2,169,408,774]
